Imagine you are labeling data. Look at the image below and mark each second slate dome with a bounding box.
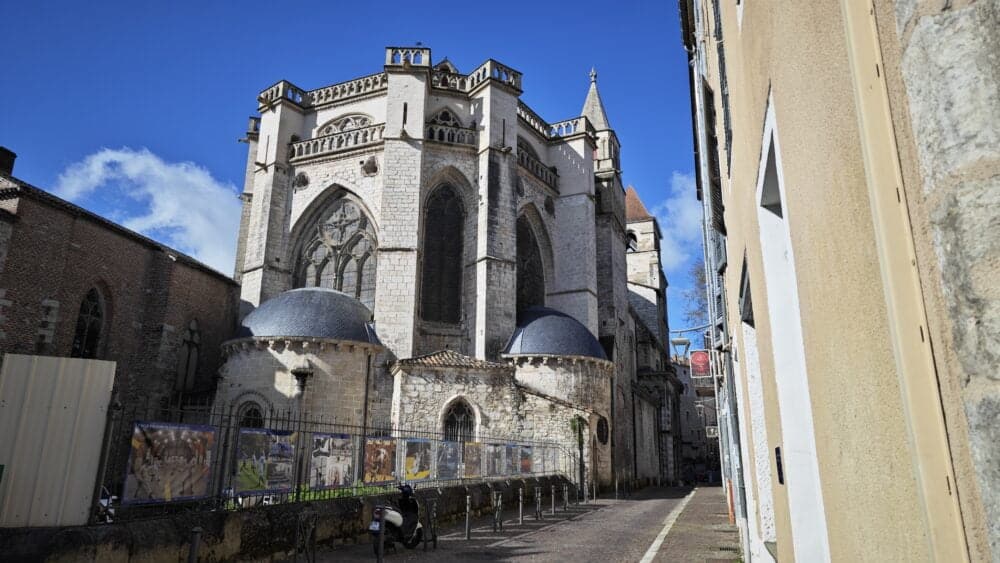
[503,306,607,360]
[237,287,381,345]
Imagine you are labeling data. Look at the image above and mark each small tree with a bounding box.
[682,258,709,347]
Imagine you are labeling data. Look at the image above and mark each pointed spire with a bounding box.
[625,186,653,221]
[581,67,611,130]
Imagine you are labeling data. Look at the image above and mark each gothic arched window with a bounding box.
[420,185,465,323]
[317,114,372,136]
[516,216,545,312]
[443,399,475,442]
[293,194,378,311]
[238,402,265,428]
[70,288,104,359]
[176,320,200,392]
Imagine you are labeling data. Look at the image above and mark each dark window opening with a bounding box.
[420,185,465,323]
[70,288,104,359]
[516,216,546,312]
[443,399,475,442]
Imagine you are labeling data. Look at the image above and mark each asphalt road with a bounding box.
[317,486,693,562]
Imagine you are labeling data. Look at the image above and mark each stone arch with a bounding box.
[438,394,482,442]
[314,113,374,136]
[289,186,379,311]
[516,204,555,311]
[231,390,274,421]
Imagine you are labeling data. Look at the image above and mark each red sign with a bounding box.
[690,350,711,377]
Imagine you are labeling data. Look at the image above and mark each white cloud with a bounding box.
[55,148,241,274]
[650,170,703,273]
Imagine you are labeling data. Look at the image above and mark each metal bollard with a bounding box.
[519,487,524,525]
[534,487,542,520]
[465,495,472,540]
[615,475,619,500]
[593,481,597,502]
[551,485,556,515]
[187,527,202,563]
[563,483,569,511]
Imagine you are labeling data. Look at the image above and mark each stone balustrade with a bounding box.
[385,46,431,66]
[517,102,550,139]
[257,80,307,110]
[308,73,388,107]
[518,150,558,189]
[430,70,468,91]
[549,117,595,138]
[425,123,477,146]
[289,123,385,162]
[467,59,523,91]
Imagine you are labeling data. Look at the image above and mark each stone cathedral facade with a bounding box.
[216,47,679,485]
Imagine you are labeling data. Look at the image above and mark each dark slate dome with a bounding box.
[503,307,607,360]
[237,287,381,345]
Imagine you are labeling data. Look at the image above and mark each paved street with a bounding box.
[317,486,739,562]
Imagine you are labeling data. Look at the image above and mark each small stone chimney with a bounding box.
[0,147,15,175]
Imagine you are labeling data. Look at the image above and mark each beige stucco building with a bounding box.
[680,1,999,561]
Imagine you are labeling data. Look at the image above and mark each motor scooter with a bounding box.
[369,484,423,554]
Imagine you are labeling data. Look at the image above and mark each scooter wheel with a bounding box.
[403,528,423,549]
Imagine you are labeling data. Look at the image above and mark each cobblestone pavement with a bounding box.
[315,485,739,562]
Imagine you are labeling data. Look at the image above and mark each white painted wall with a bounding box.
[754,99,830,561]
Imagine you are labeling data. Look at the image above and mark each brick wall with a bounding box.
[0,187,238,409]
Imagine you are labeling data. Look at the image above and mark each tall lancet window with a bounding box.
[293,194,378,311]
[70,288,105,359]
[516,216,545,312]
[443,399,475,443]
[420,185,465,323]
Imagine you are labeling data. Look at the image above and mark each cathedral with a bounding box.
[216,47,679,485]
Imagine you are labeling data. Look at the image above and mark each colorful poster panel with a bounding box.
[533,446,549,474]
[504,444,518,475]
[404,439,432,481]
[363,438,397,483]
[463,442,482,478]
[123,421,215,504]
[485,444,503,476]
[437,441,461,480]
[519,445,533,474]
[235,428,297,493]
[310,433,353,490]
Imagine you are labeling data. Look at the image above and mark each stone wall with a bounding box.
[217,338,379,425]
[0,476,569,563]
[888,0,1000,556]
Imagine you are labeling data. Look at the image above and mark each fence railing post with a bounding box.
[519,487,524,525]
[187,526,202,563]
[465,494,471,540]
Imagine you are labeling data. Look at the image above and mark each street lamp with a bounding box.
[290,360,313,502]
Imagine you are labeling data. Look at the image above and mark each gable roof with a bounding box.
[625,185,654,221]
[395,349,511,371]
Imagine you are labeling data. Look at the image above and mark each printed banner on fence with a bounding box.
[504,444,518,475]
[309,433,353,490]
[235,428,297,493]
[123,421,215,504]
[437,441,461,480]
[363,438,396,483]
[519,445,532,474]
[463,442,481,478]
[485,444,503,476]
[404,439,432,481]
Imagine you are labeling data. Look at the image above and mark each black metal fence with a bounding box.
[92,398,578,524]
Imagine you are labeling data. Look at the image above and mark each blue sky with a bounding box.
[1,0,702,335]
